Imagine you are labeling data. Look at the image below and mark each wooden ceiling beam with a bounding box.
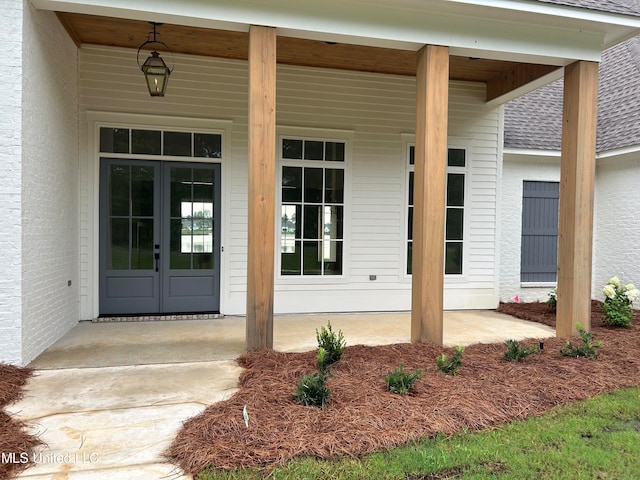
[486,63,560,102]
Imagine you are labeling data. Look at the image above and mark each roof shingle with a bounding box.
[533,0,640,16]
[504,35,640,153]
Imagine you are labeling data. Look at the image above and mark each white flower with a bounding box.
[603,285,616,299]
[625,283,636,292]
[609,276,621,288]
[626,289,640,303]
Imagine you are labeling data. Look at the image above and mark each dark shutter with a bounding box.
[520,181,559,282]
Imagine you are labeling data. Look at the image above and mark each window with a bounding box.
[521,181,559,282]
[99,127,222,158]
[279,137,345,276]
[407,146,466,275]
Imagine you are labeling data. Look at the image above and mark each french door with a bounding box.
[99,159,221,315]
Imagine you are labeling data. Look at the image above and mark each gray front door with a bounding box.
[100,159,221,315]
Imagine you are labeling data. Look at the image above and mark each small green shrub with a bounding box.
[385,363,423,395]
[560,322,603,359]
[504,339,539,363]
[316,347,329,375]
[546,287,557,311]
[293,372,330,407]
[316,321,346,369]
[436,346,464,375]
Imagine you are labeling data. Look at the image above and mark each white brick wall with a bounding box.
[20,4,79,364]
[593,153,640,299]
[0,0,24,365]
[500,150,640,306]
[499,152,561,303]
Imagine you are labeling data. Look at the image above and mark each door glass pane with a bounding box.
[170,218,191,269]
[170,166,215,270]
[132,129,161,155]
[194,252,213,269]
[109,165,130,216]
[282,167,302,203]
[304,168,323,203]
[170,168,192,217]
[109,219,129,270]
[192,210,213,270]
[193,169,214,208]
[324,169,344,203]
[164,131,192,156]
[131,218,154,269]
[194,133,222,158]
[131,166,155,216]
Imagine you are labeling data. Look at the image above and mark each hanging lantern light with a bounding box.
[137,22,174,97]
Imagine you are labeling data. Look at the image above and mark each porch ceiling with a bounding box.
[56,12,560,103]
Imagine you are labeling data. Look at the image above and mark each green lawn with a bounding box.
[197,387,640,479]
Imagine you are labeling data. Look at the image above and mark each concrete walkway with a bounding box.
[10,311,554,479]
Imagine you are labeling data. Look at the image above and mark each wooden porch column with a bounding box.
[411,45,449,344]
[246,25,276,350]
[556,60,598,337]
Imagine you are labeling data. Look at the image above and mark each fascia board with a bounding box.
[504,146,640,164]
[444,0,640,48]
[597,145,640,160]
[504,148,561,159]
[33,0,629,63]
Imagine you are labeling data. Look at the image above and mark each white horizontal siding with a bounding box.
[79,45,501,316]
[79,46,250,318]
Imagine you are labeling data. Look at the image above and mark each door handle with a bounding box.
[154,252,160,272]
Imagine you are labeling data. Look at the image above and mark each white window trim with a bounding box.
[83,111,232,319]
[275,126,353,285]
[402,135,472,282]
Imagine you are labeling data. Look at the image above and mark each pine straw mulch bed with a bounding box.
[0,364,41,479]
[167,301,640,476]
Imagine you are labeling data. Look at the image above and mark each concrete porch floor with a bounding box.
[11,311,554,479]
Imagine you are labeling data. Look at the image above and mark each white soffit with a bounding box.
[31,0,640,63]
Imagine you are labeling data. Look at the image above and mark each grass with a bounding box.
[196,387,640,479]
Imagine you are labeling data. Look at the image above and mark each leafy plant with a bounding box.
[316,347,330,375]
[385,363,423,395]
[560,322,603,359]
[293,372,330,407]
[601,276,640,327]
[546,287,557,311]
[436,346,464,375]
[316,321,346,369]
[504,339,539,363]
